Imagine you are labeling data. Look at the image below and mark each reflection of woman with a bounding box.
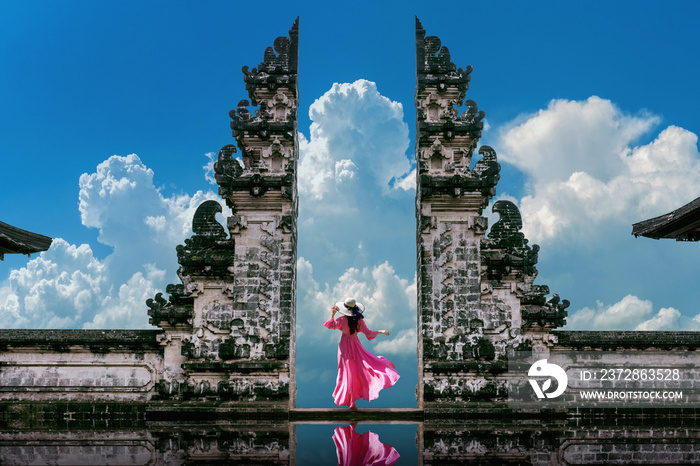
[324,298,400,410]
[333,424,400,466]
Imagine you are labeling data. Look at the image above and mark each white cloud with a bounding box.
[335,159,358,183]
[374,328,417,356]
[565,295,653,330]
[497,97,700,243]
[203,151,217,185]
[298,79,413,202]
[691,315,700,331]
[145,215,167,232]
[635,307,682,331]
[1,154,229,329]
[393,168,416,191]
[297,81,416,285]
[296,257,416,356]
[83,264,166,329]
[1,239,106,328]
[564,294,695,331]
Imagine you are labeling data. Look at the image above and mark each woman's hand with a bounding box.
[331,305,338,317]
[379,330,390,336]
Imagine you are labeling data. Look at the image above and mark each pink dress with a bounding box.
[333,424,400,465]
[324,316,400,407]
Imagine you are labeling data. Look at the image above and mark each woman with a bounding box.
[324,297,400,410]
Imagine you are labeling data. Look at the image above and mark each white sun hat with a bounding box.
[334,297,366,317]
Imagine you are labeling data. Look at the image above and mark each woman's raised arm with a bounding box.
[324,305,341,329]
[358,319,389,340]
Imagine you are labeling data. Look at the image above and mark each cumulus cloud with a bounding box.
[564,294,698,331]
[296,257,416,355]
[298,79,413,202]
[0,239,107,328]
[297,80,416,283]
[497,96,700,243]
[565,295,654,330]
[0,154,228,329]
[374,328,417,356]
[634,307,682,331]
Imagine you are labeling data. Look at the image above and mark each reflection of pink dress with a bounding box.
[333,424,400,466]
[324,316,400,407]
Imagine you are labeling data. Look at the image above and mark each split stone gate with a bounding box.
[1,18,699,418]
[138,16,571,412]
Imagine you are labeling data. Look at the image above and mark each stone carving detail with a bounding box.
[175,200,234,277]
[418,145,501,199]
[481,200,539,279]
[416,18,473,96]
[415,17,500,201]
[242,18,299,103]
[146,288,193,327]
[216,18,299,201]
[521,291,570,330]
[203,301,236,332]
[213,144,243,186]
[481,200,569,330]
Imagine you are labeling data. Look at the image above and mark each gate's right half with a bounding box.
[414,18,569,411]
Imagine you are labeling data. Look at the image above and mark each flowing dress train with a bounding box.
[324,316,400,407]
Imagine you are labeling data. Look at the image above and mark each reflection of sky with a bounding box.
[296,424,416,465]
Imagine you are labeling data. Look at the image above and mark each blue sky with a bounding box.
[1,1,700,408]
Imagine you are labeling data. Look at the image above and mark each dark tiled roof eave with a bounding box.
[0,220,53,258]
[631,196,700,240]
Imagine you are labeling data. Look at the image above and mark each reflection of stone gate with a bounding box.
[1,413,699,464]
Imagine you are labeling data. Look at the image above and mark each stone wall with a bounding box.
[0,330,163,401]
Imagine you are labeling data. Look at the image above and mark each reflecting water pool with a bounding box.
[0,407,699,464]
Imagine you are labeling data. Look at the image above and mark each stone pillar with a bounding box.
[415,18,500,408]
[147,19,299,410]
[215,18,299,408]
[415,19,569,410]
